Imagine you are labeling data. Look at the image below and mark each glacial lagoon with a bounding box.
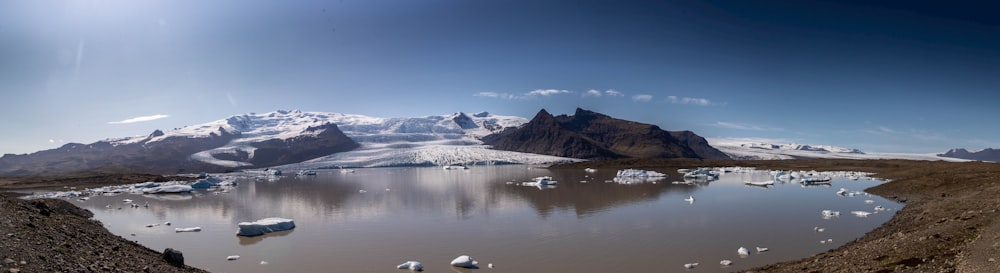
[66,166,900,273]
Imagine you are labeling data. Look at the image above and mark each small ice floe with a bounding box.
[78,197,90,201]
[358,190,367,193]
[616,169,668,177]
[864,199,875,204]
[874,205,886,211]
[532,176,558,185]
[164,221,172,226]
[488,263,494,268]
[226,255,240,261]
[260,261,269,265]
[396,261,423,271]
[851,211,872,217]
[683,195,695,204]
[756,246,769,253]
[585,168,597,173]
[142,184,194,194]
[450,255,479,268]
[820,238,833,244]
[814,227,825,232]
[145,223,160,228]
[836,188,848,196]
[191,177,224,189]
[737,247,749,257]
[821,210,841,218]
[720,260,733,266]
[237,217,296,237]
[175,227,202,232]
[123,199,134,203]
[683,262,699,269]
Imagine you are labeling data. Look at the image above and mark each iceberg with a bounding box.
[237,217,296,237]
[142,184,193,194]
[175,227,202,232]
[450,255,478,268]
[191,177,224,189]
[616,169,668,177]
[396,261,424,271]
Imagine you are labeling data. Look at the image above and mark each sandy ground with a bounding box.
[3,159,1000,272]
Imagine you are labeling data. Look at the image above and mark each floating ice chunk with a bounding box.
[145,223,160,228]
[585,168,597,173]
[237,217,296,237]
[836,188,848,196]
[616,169,668,177]
[226,255,240,261]
[142,185,193,194]
[864,199,875,204]
[260,261,269,265]
[720,260,733,266]
[821,210,841,218]
[123,199,133,203]
[683,195,695,204]
[814,227,825,232]
[683,262,699,269]
[191,177,224,189]
[396,261,424,271]
[450,255,478,268]
[756,246,769,253]
[488,263,494,268]
[133,182,161,188]
[737,247,749,256]
[175,227,202,232]
[874,205,886,211]
[851,211,872,217]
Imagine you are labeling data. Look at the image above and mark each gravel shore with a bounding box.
[3,159,999,272]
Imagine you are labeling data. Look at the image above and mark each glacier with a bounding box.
[708,138,969,161]
[111,110,580,169]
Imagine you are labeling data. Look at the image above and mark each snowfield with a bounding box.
[708,138,968,162]
[113,110,579,168]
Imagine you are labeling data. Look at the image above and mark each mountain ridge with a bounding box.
[482,108,729,160]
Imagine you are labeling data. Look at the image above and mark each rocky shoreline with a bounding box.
[3,159,999,272]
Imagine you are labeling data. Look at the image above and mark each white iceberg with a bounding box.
[851,211,872,217]
[237,217,296,237]
[142,184,193,194]
[616,169,668,177]
[175,227,202,232]
[226,255,240,261]
[450,255,478,268]
[821,210,841,218]
[396,261,424,271]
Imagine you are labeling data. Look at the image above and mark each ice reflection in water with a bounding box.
[67,166,900,273]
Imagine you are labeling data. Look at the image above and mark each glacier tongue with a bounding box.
[154,110,573,168]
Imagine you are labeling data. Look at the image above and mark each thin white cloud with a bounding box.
[108,114,170,124]
[582,89,603,97]
[605,90,624,96]
[667,96,715,106]
[713,121,784,131]
[475,89,573,100]
[475,92,520,100]
[527,89,571,96]
[226,92,238,107]
[632,94,653,102]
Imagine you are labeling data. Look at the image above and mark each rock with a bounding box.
[162,248,184,267]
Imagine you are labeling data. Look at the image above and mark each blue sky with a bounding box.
[1,0,998,155]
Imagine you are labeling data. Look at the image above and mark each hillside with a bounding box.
[482,108,728,160]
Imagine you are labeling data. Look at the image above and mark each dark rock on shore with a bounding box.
[0,195,207,272]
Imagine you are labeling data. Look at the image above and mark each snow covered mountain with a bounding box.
[709,138,968,161]
[118,109,577,169]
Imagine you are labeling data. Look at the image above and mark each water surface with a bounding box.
[74,166,900,273]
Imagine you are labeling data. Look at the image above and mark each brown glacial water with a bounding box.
[73,165,900,273]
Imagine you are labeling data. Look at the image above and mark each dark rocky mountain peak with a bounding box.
[483,108,729,160]
[451,112,478,129]
[939,148,1000,162]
